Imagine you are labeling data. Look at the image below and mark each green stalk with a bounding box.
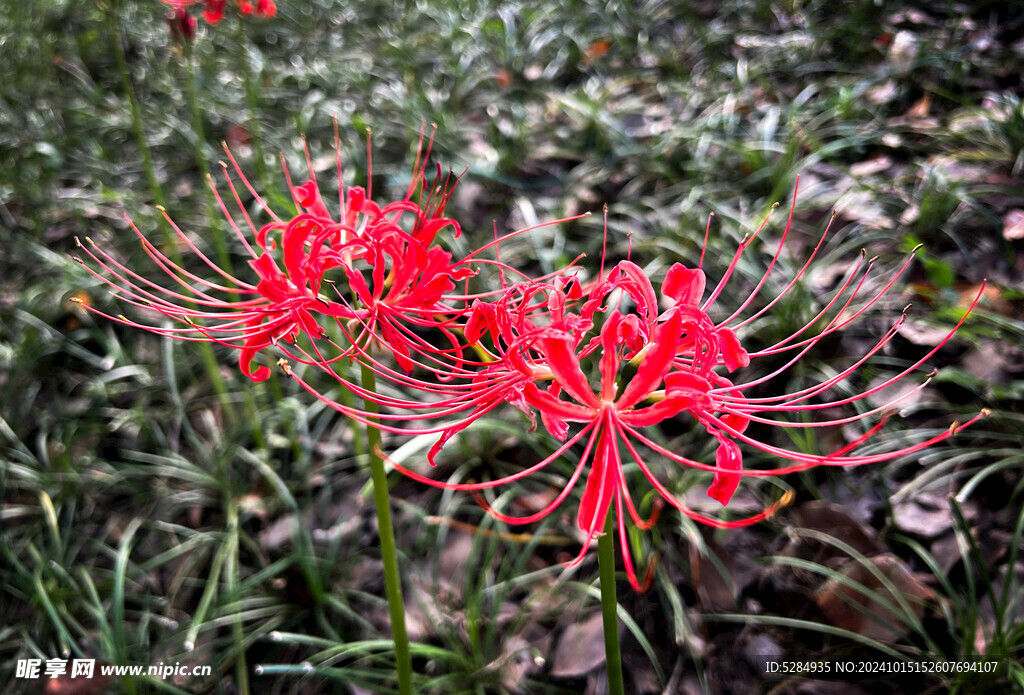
[234,16,270,191]
[360,363,413,695]
[107,3,242,431]
[180,43,233,273]
[106,5,166,223]
[598,508,626,695]
[225,494,250,695]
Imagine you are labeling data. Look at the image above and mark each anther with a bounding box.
[277,359,292,375]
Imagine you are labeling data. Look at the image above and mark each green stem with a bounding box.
[598,509,626,695]
[108,3,240,430]
[234,17,269,191]
[181,44,233,273]
[225,488,250,694]
[107,5,166,219]
[360,363,413,695]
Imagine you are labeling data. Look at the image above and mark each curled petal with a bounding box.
[522,382,595,422]
[577,419,616,534]
[465,299,494,345]
[538,331,601,408]
[608,261,659,324]
[718,327,750,371]
[663,264,706,306]
[538,382,570,441]
[706,438,743,505]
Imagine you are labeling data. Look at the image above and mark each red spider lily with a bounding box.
[160,0,275,25]
[166,7,197,45]
[73,125,477,383]
[381,189,987,592]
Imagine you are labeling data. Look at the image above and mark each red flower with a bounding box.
[74,125,475,383]
[159,0,275,26]
[384,188,987,591]
[166,8,197,45]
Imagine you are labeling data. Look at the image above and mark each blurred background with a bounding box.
[1,0,1023,693]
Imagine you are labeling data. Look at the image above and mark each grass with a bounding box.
[2,0,1024,693]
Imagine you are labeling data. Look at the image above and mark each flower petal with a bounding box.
[663,263,706,306]
[706,438,742,505]
[577,421,615,533]
[522,382,595,422]
[538,331,600,408]
[718,327,750,371]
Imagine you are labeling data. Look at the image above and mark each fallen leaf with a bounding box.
[849,155,893,177]
[815,554,935,642]
[691,538,737,611]
[893,494,955,538]
[792,501,882,557]
[44,673,114,695]
[887,31,918,70]
[1003,209,1024,240]
[550,611,611,678]
[905,92,932,119]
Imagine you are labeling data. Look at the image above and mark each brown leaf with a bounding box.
[550,611,611,678]
[814,554,934,641]
[43,672,114,695]
[792,501,882,557]
[892,492,962,538]
[1003,209,1024,240]
[849,155,893,178]
[887,31,918,71]
[905,92,932,119]
[690,539,737,611]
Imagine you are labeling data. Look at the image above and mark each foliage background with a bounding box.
[1,0,1023,693]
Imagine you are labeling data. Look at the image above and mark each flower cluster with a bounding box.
[162,0,276,36]
[74,130,985,591]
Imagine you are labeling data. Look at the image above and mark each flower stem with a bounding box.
[224,494,250,695]
[108,2,239,430]
[234,17,270,192]
[598,509,626,695]
[180,43,233,273]
[106,5,166,219]
[360,363,414,695]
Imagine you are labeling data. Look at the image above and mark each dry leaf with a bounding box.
[550,611,610,678]
[815,554,935,641]
[887,31,918,70]
[893,495,954,538]
[1002,209,1024,240]
[691,539,737,611]
[792,501,882,557]
[850,155,893,177]
[905,92,932,119]
[43,673,114,695]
